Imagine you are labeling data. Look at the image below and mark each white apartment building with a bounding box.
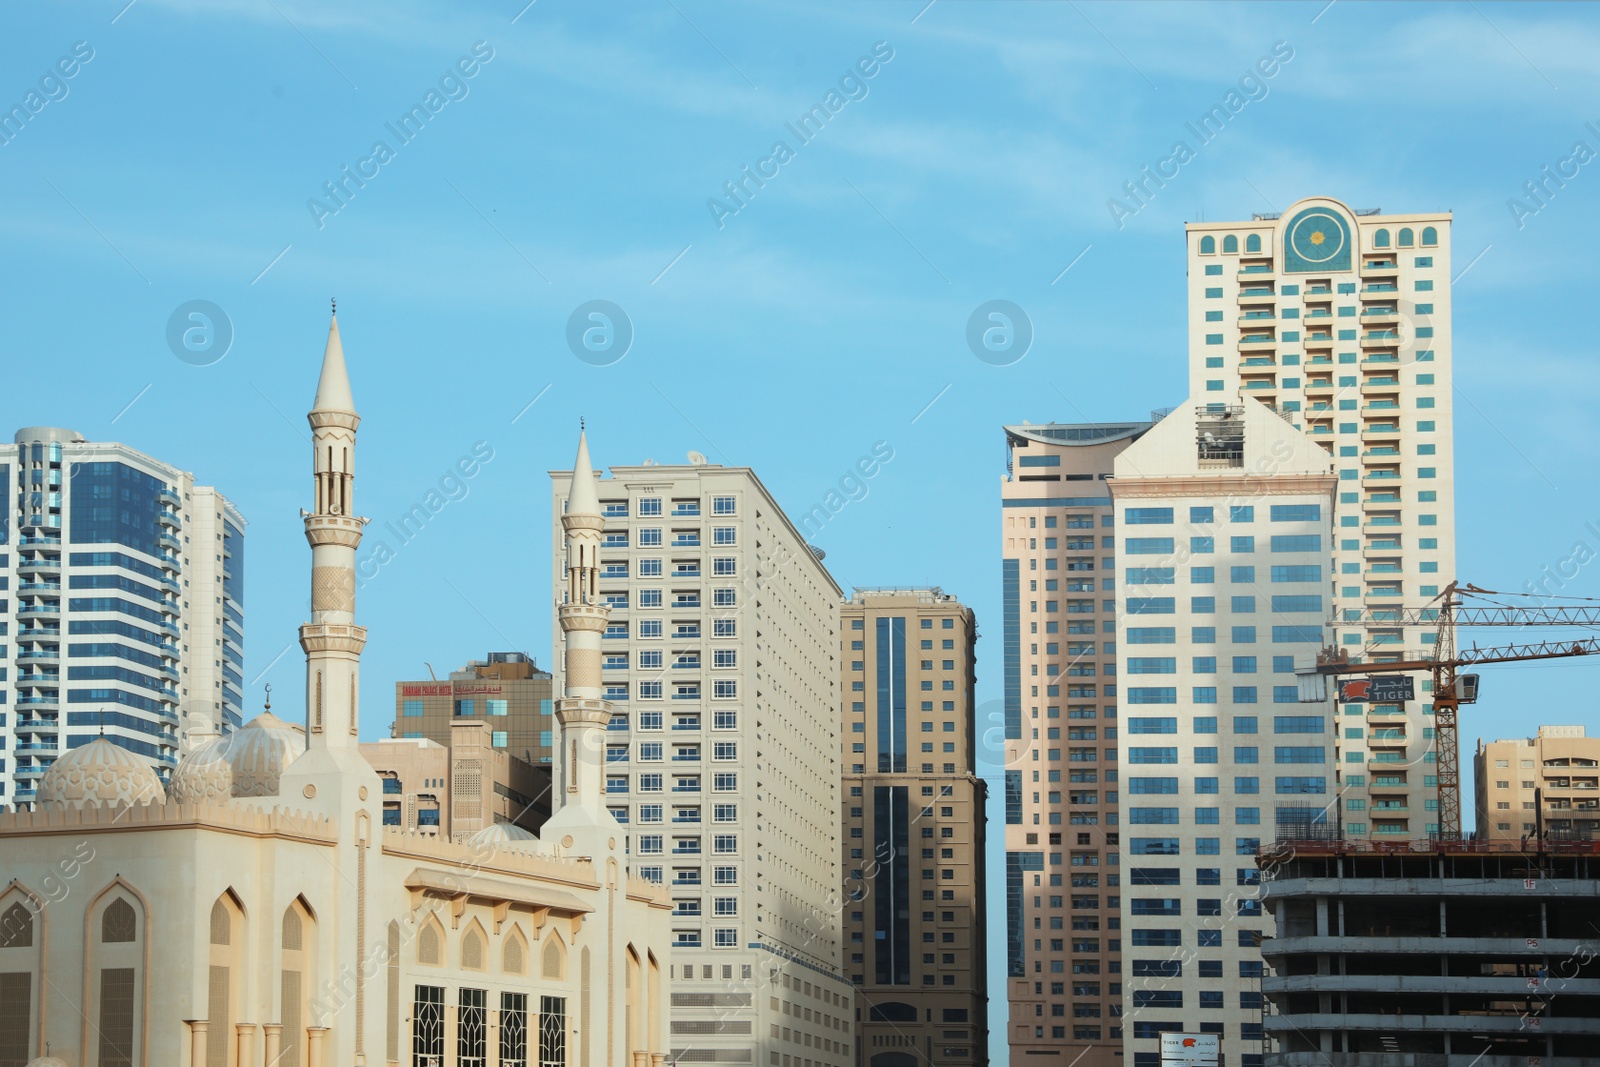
[1186,197,1456,840]
[1110,399,1337,1067]
[550,451,853,1067]
[4,426,244,806]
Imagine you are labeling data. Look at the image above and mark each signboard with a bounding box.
[398,683,505,698]
[1161,1032,1220,1067]
[1338,675,1415,703]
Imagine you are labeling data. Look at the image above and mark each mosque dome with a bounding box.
[36,738,166,811]
[167,733,234,804]
[168,710,307,802]
[466,822,541,851]
[28,1057,71,1067]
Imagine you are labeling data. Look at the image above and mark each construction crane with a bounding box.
[1297,582,1600,839]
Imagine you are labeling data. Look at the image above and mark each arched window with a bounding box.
[0,893,39,1066]
[1245,233,1262,253]
[1373,228,1390,248]
[103,899,136,943]
[462,926,485,971]
[504,929,527,975]
[207,895,243,1067]
[0,902,33,948]
[282,900,315,1067]
[1421,226,1438,246]
[1222,235,1239,254]
[1199,235,1215,255]
[542,937,566,980]
[869,1001,919,1023]
[1397,227,1414,247]
[93,890,146,1067]
[417,917,443,966]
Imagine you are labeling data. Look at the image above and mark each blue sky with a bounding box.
[6,1,1600,1058]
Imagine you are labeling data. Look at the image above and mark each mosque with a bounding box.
[0,313,670,1067]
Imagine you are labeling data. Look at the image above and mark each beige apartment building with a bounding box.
[393,650,554,768]
[1474,725,1600,841]
[362,718,551,837]
[551,448,853,1067]
[1000,419,1159,1065]
[840,588,988,1065]
[1186,197,1457,841]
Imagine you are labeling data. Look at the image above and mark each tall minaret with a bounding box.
[299,308,367,747]
[548,428,617,826]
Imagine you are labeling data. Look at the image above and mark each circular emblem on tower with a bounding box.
[1282,203,1354,273]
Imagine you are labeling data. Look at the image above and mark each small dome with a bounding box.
[28,1057,71,1067]
[168,711,307,802]
[37,738,165,811]
[168,734,233,804]
[226,711,306,796]
[467,823,540,850]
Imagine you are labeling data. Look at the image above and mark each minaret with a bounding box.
[299,308,367,746]
[548,428,617,826]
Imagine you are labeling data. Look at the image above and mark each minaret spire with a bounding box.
[300,307,367,747]
[550,427,616,824]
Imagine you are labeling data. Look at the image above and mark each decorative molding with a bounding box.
[1108,473,1338,498]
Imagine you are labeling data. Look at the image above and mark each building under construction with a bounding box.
[1258,838,1600,1067]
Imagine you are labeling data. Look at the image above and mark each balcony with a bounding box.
[158,488,181,507]
[158,532,180,551]
[1306,354,1333,365]
[1361,424,1401,440]
[1360,377,1400,391]
[17,673,60,685]
[158,510,180,529]
[1361,472,1401,486]
[1361,331,1401,347]
[1238,265,1275,276]
[1361,259,1399,274]
[1240,356,1277,367]
[1237,287,1274,299]
[1303,309,1333,320]
[1363,543,1402,558]
[1304,381,1333,396]
[1365,588,1404,601]
[15,743,58,753]
[17,649,59,662]
[18,604,59,616]
[1359,307,1400,321]
[17,718,59,732]
[158,553,180,570]
[1361,353,1400,365]
[19,536,61,546]
[1362,401,1401,411]
[1239,335,1276,349]
[19,582,61,593]
[671,535,701,547]
[671,504,701,517]
[1240,311,1276,321]
[1360,283,1398,293]
[17,556,59,574]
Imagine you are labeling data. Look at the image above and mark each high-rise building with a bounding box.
[1000,419,1157,1065]
[550,448,853,1066]
[839,587,988,1065]
[393,651,554,767]
[2,426,245,806]
[1475,725,1600,841]
[1107,398,1337,1067]
[1186,197,1456,840]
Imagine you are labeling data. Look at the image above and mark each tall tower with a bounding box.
[1185,198,1456,841]
[299,311,367,747]
[547,429,616,829]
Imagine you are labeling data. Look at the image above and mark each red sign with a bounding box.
[1339,679,1371,702]
[400,684,452,697]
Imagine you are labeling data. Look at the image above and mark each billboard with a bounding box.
[1337,674,1415,703]
[1160,1032,1220,1067]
